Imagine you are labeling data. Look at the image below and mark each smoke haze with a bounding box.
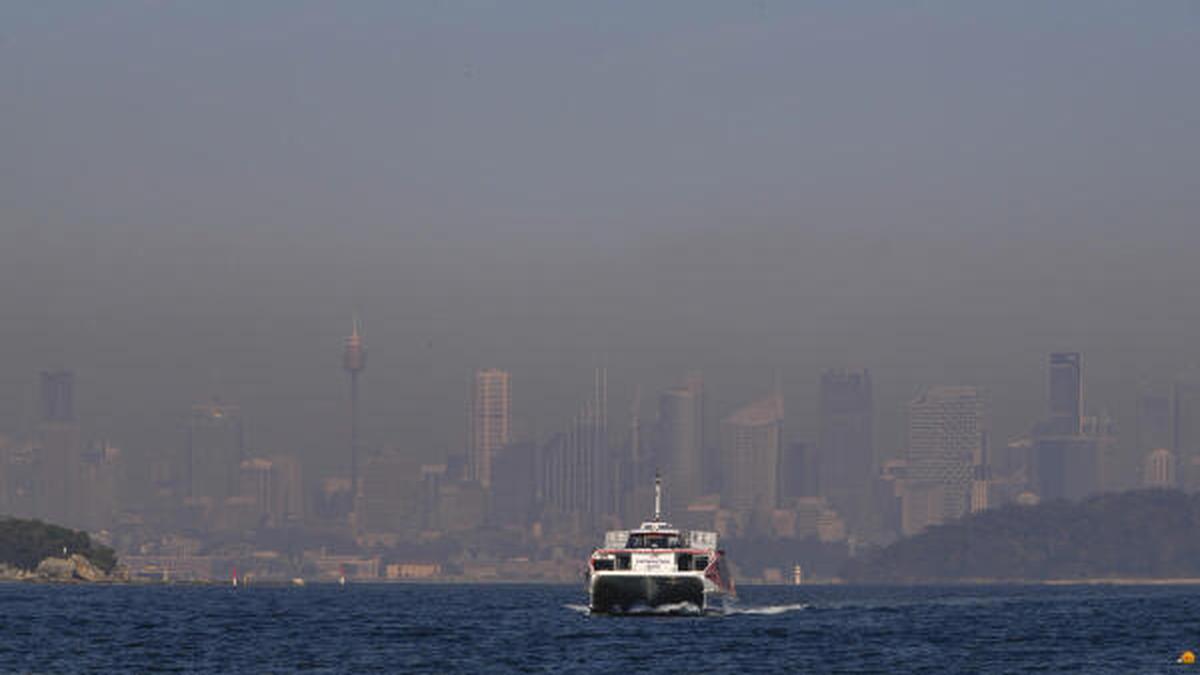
[2,2,1198,490]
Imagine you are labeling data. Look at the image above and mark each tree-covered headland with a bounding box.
[845,490,1200,582]
[0,516,117,574]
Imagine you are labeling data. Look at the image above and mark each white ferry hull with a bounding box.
[589,573,707,613]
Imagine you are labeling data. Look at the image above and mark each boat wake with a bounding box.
[621,601,704,616]
[721,602,809,616]
[567,601,807,617]
[565,602,705,616]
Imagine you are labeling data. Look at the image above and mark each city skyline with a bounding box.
[1,2,1198,589]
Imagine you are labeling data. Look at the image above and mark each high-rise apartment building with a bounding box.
[1048,352,1083,436]
[469,368,512,488]
[720,393,783,515]
[905,386,984,532]
[818,368,874,534]
[654,375,704,515]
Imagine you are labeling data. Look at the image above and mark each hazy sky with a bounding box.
[2,2,1198,485]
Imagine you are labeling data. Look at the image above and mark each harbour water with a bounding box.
[0,582,1196,672]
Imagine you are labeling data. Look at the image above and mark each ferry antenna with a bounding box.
[654,471,662,521]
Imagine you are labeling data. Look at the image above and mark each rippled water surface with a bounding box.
[1,582,1198,672]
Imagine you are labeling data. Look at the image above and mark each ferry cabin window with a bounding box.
[625,533,680,549]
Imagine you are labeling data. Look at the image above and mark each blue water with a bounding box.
[0,582,1197,673]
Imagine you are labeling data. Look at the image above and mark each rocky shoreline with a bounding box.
[0,554,122,583]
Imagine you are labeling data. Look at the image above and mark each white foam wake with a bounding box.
[723,602,809,616]
[567,601,808,617]
[564,601,704,616]
[623,601,703,615]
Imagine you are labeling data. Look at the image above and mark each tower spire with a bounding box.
[343,316,366,506]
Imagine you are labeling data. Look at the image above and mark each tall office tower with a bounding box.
[1174,378,1200,490]
[781,439,816,503]
[720,392,784,516]
[187,400,244,503]
[540,369,608,517]
[78,441,121,531]
[1048,352,1083,436]
[1143,448,1177,488]
[1034,354,1109,499]
[488,440,536,529]
[36,371,81,526]
[342,317,366,500]
[359,450,425,535]
[654,375,704,515]
[1137,393,1173,455]
[905,386,984,532]
[818,368,874,534]
[238,455,304,527]
[469,368,512,488]
[40,371,74,422]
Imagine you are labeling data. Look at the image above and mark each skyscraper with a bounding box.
[905,386,984,532]
[720,392,783,516]
[36,371,81,526]
[187,400,244,503]
[1143,448,1176,488]
[1137,393,1173,455]
[40,371,74,423]
[818,368,874,534]
[1048,352,1083,436]
[1174,378,1200,490]
[781,438,816,502]
[540,368,608,518]
[469,368,512,489]
[1034,352,1104,499]
[342,317,366,500]
[654,374,704,515]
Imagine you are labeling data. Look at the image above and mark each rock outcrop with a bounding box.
[69,554,105,582]
[34,555,109,582]
[36,557,75,580]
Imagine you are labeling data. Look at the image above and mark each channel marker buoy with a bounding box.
[1178,650,1196,664]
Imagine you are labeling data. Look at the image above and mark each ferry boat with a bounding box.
[587,476,734,613]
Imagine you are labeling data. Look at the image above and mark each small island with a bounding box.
[845,489,1200,583]
[0,516,118,582]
